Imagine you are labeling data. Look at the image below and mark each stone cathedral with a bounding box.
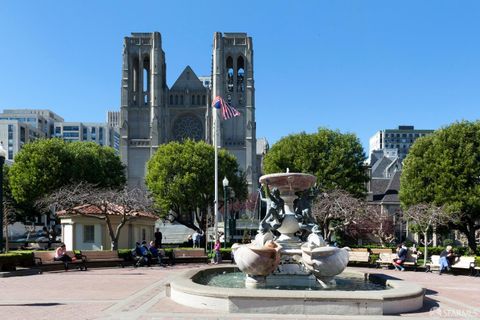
[120,32,257,192]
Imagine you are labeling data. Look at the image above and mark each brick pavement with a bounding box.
[0,264,479,319]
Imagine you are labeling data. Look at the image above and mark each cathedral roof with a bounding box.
[170,66,206,91]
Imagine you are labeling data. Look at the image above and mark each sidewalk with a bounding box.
[0,264,478,319]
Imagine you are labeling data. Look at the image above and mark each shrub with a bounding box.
[0,251,34,270]
[443,239,454,247]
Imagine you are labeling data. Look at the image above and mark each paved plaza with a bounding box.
[0,264,479,319]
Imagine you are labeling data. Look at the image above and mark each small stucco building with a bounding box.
[58,204,157,251]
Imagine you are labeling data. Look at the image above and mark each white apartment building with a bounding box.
[54,122,120,152]
[0,120,44,161]
[368,125,434,163]
[0,109,64,138]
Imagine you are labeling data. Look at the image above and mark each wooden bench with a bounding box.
[376,251,417,270]
[376,252,395,268]
[427,255,476,275]
[403,252,418,270]
[426,255,441,272]
[33,251,87,271]
[371,248,393,255]
[172,248,208,264]
[348,251,370,265]
[350,248,369,252]
[83,251,125,268]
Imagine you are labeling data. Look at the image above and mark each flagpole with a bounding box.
[213,104,219,242]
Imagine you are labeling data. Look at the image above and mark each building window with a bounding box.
[84,225,95,243]
[169,95,173,105]
[142,228,146,241]
[202,95,206,105]
[63,126,79,131]
[63,132,79,138]
[83,128,87,140]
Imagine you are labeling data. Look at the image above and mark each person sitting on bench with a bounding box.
[392,243,407,271]
[54,243,72,270]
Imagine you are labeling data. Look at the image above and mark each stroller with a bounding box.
[131,242,151,267]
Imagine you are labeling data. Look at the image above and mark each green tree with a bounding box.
[8,139,125,216]
[145,140,247,231]
[400,121,480,252]
[263,128,368,197]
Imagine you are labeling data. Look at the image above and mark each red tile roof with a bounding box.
[57,203,158,220]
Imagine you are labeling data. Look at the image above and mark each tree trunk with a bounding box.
[458,223,478,253]
[423,231,428,267]
[111,239,118,251]
[465,226,477,253]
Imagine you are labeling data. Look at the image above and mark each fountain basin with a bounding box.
[167,266,425,315]
[259,173,316,194]
[233,244,281,276]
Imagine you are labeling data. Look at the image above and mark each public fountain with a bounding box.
[167,172,425,315]
[233,172,349,288]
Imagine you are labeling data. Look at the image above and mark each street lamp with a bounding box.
[0,143,6,253]
[222,176,229,248]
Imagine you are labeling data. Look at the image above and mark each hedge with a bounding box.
[0,251,35,270]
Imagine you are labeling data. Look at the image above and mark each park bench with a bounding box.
[376,252,395,268]
[426,255,476,275]
[370,248,393,255]
[376,251,418,270]
[83,250,125,268]
[172,248,208,264]
[33,251,87,271]
[348,250,371,265]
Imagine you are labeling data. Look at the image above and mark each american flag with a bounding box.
[212,96,241,120]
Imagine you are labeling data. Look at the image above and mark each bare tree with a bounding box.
[402,203,453,266]
[311,189,367,241]
[38,182,155,251]
[348,205,395,247]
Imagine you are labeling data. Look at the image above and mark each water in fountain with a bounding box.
[194,269,389,291]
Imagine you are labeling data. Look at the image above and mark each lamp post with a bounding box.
[222,176,229,249]
[0,144,6,253]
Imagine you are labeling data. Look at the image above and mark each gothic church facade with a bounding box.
[120,32,257,192]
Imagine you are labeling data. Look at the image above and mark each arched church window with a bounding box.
[175,95,178,105]
[180,95,184,105]
[169,95,173,105]
[191,95,195,105]
[226,56,234,92]
[202,95,206,105]
[237,56,245,93]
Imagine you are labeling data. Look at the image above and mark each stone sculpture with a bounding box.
[233,172,349,287]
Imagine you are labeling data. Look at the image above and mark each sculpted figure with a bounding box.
[259,184,285,233]
[294,190,318,234]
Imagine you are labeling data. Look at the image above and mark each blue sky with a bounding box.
[1,1,479,154]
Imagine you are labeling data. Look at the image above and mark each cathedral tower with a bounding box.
[212,32,257,192]
[120,32,167,187]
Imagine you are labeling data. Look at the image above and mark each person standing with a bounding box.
[154,228,163,248]
[192,231,200,248]
[214,239,222,264]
